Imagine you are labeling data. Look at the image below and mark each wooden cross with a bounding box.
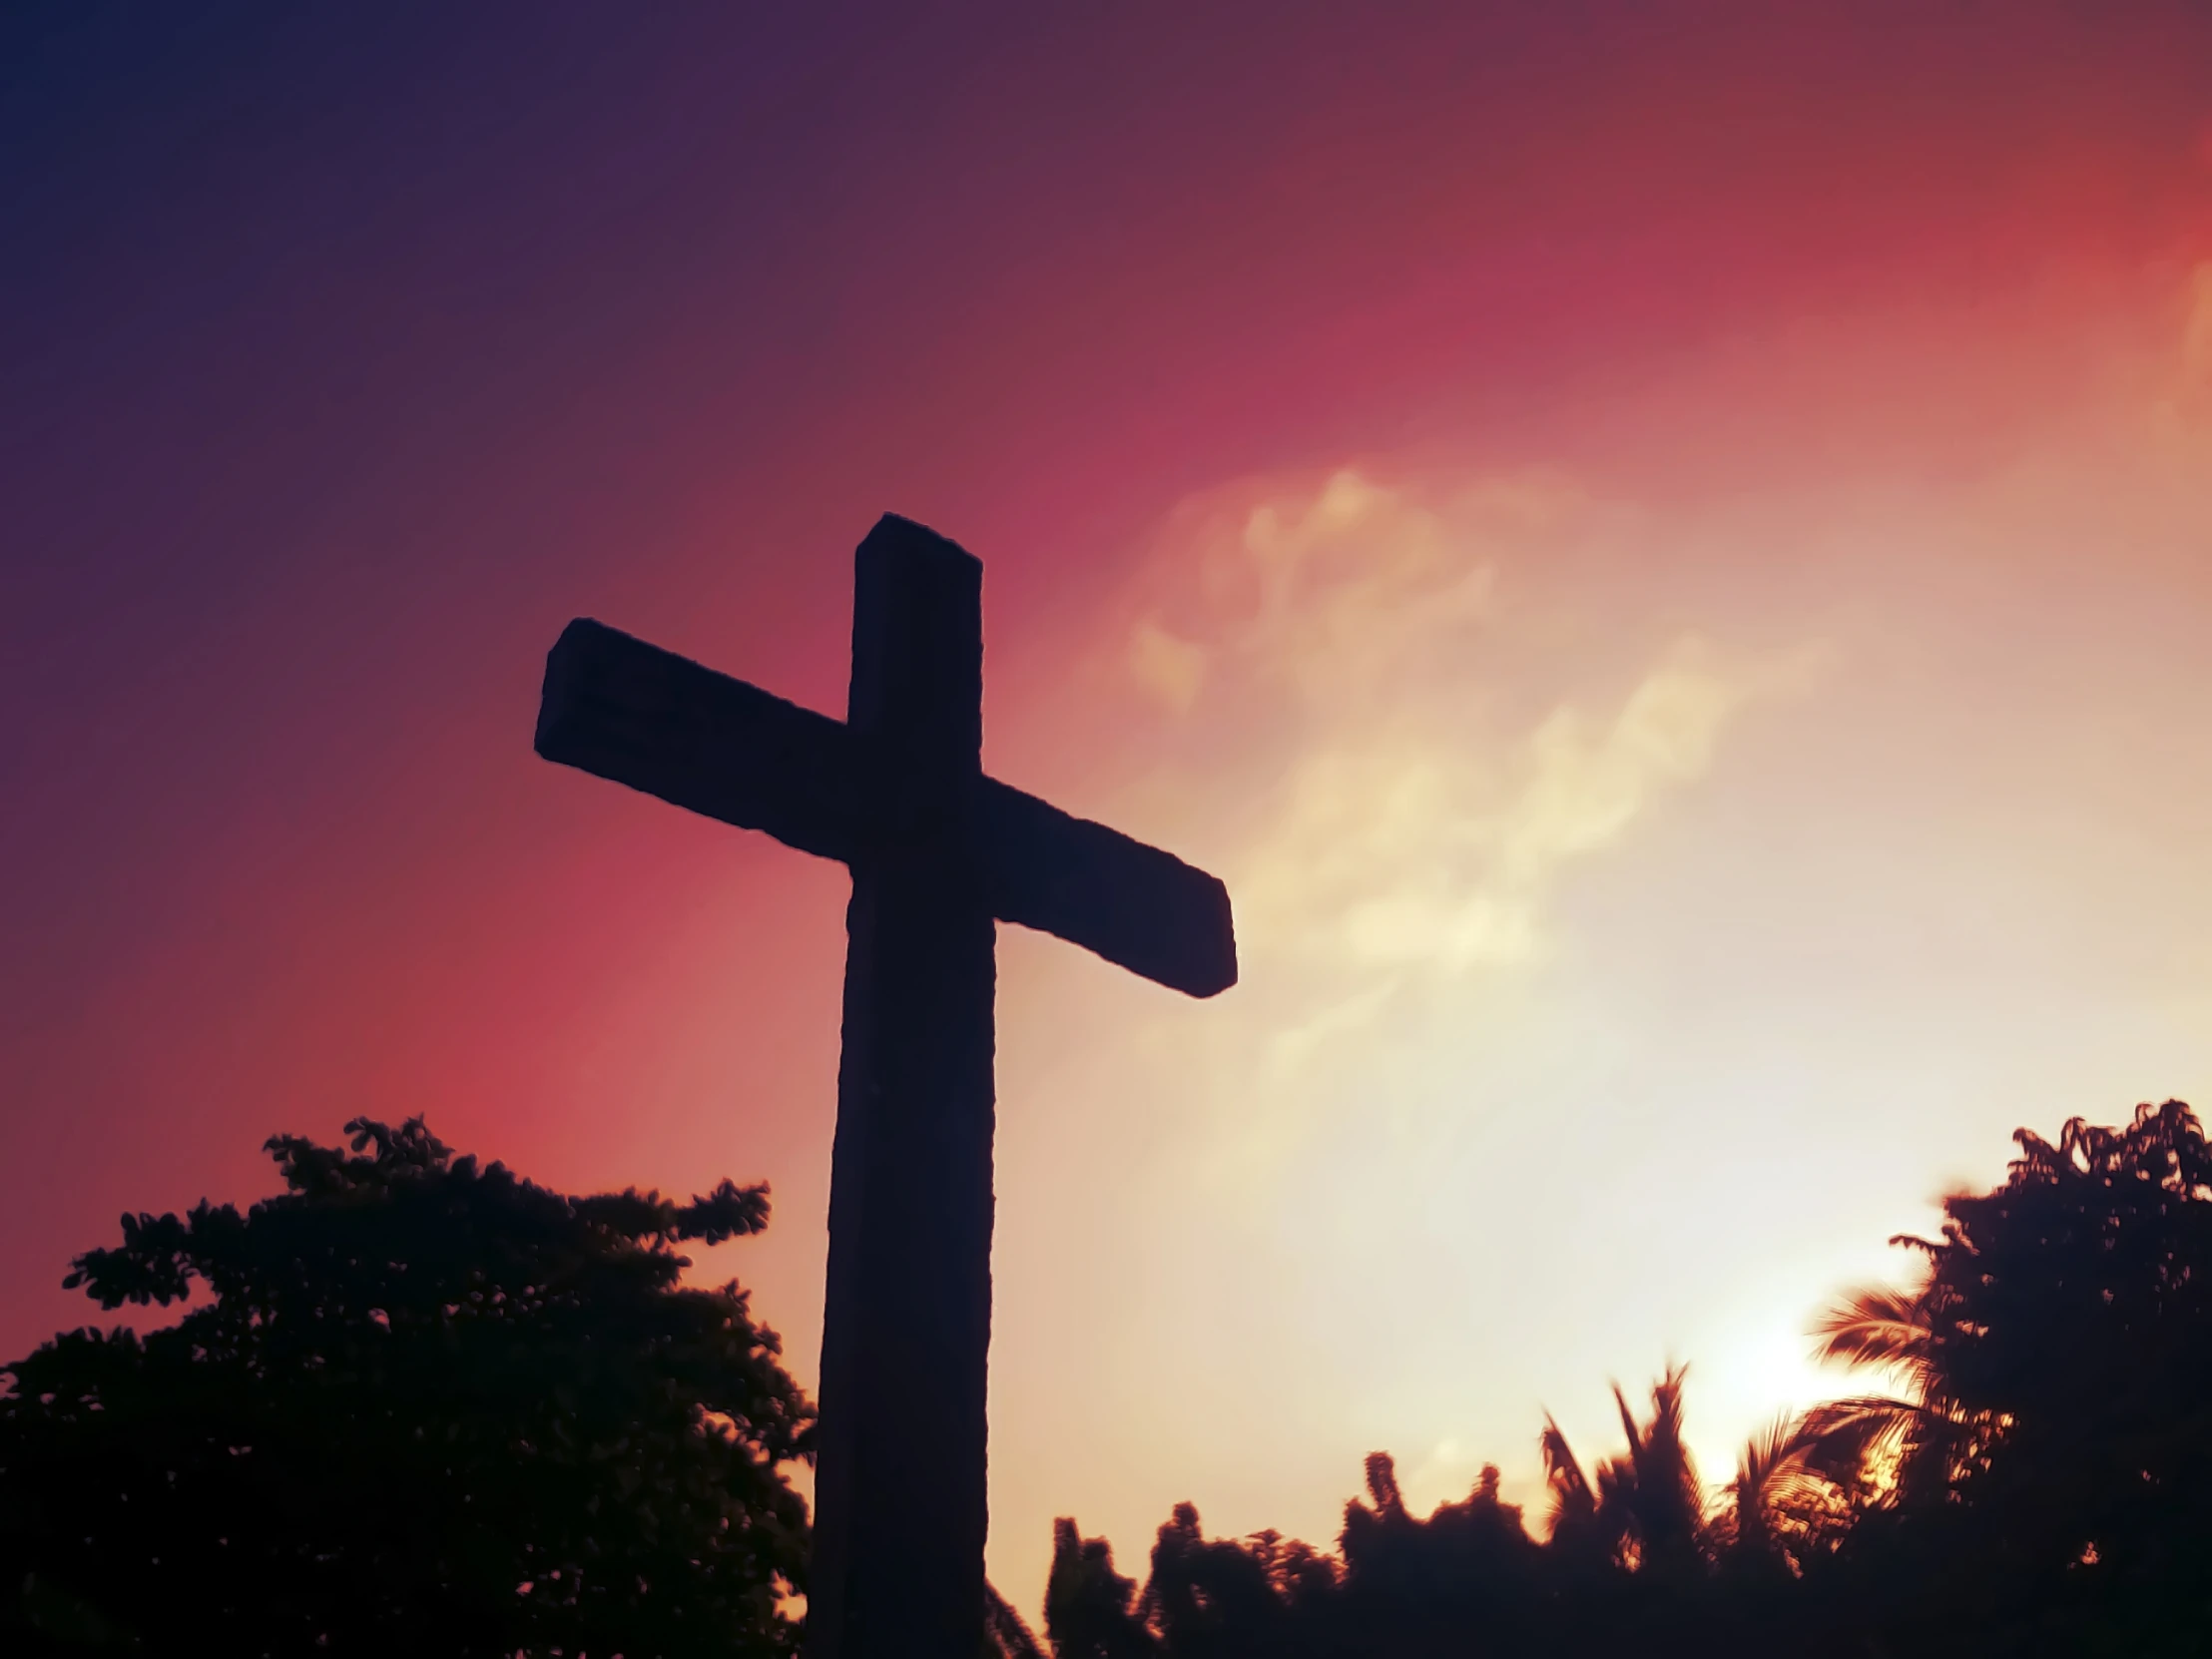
[533,513,1236,1658]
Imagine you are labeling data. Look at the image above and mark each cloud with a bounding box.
[1236,634,1747,976]
[1122,470,1784,995]
[1128,617,1208,712]
[1120,468,1511,714]
[1076,464,1831,1199]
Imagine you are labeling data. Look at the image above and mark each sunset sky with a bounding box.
[8,0,2212,1615]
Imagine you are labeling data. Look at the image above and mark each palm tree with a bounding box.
[1541,1413,1621,1569]
[1798,1280,1981,1506]
[1724,1413,1807,1562]
[1541,1367,1710,1575]
[1720,1410,1864,1575]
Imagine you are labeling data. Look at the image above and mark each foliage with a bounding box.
[985,1579,1049,1659]
[0,1118,813,1657]
[1815,1098,2212,1655]
[11,1096,2212,1655]
[1041,1388,1734,1657]
[1041,1100,2212,1658]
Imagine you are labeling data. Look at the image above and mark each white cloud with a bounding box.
[1128,467,1507,714]
[1237,635,1747,976]
[1123,470,1784,1002]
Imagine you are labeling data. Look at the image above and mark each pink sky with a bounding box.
[6,1,2212,1615]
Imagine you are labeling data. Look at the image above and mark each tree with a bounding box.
[1045,1517,1155,1659]
[1033,1100,2212,1659]
[1539,1367,1708,1580]
[0,1117,813,1656]
[1335,1451,1539,1654]
[1814,1099,2212,1654]
[1797,1283,1976,1514]
[1715,1411,1852,1578]
[984,1579,1050,1659]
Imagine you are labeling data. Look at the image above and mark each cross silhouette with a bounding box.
[533,513,1236,1658]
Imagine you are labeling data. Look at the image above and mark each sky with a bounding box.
[7,0,2212,1619]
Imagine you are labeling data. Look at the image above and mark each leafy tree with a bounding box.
[1144,1501,1341,1659]
[1044,1517,1154,1659]
[0,1118,813,1657]
[1334,1452,1539,1654]
[1815,1099,2212,1655]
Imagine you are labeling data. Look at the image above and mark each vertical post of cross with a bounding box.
[809,517,996,1659]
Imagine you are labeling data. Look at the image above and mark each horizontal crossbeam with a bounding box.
[536,618,1236,998]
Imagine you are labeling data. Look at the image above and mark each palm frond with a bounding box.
[1729,1411,1803,1504]
[1794,1394,1927,1485]
[1725,1410,1837,1548]
[1616,1370,1698,1506]
[1540,1414,1597,1538]
[983,1580,1047,1659]
[1810,1286,1933,1384]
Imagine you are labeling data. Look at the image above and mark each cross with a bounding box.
[532,513,1236,1658]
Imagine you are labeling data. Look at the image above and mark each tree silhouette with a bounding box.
[1045,1518,1155,1659]
[1039,1102,2212,1658]
[1715,1411,1851,1577]
[1796,1283,1975,1513]
[984,1579,1049,1659]
[1540,1367,1708,1578]
[1335,1452,1539,1653]
[0,1118,812,1656]
[13,1098,2212,1655]
[1815,1099,2212,1654]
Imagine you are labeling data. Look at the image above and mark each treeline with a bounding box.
[1041,1100,2212,1658]
[3,1102,2208,1654]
